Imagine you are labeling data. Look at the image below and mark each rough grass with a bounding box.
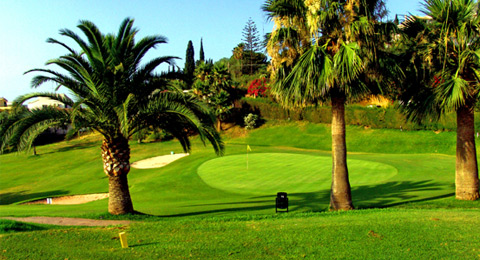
[2,209,480,259]
[0,219,50,234]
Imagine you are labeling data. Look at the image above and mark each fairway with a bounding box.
[198,153,397,195]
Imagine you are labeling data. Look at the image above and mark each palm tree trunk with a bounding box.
[330,90,354,210]
[101,136,134,214]
[456,103,480,200]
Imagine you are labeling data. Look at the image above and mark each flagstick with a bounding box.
[246,145,249,170]
[246,126,248,171]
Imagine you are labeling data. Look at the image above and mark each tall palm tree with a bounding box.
[399,0,480,200]
[264,0,390,210]
[0,18,224,215]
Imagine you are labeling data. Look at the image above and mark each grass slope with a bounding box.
[0,121,476,217]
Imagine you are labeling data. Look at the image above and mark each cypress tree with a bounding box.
[199,38,205,62]
[184,40,195,86]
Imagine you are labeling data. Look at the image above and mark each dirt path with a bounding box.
[1,216,133,226]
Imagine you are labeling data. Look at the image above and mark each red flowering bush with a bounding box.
[247,78,268,98]
[432,75,443,88]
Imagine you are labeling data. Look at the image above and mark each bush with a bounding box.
[244,113,259,130]
[247,78,268,98]
[147,129,173,142]
[238,98,479,131]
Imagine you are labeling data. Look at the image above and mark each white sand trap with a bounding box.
[131,153,189,169]
[22,193,108,205]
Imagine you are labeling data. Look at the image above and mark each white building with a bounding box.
[27,95,70,110]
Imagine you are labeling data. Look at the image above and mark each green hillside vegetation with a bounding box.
[239,97,479,131]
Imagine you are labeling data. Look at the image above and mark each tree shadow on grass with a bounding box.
[0,190,70,205]
[352,180,452,209]
[52,140,99,154]
[153,180,451,217]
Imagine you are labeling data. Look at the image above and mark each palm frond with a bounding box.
[435,76,470,111]
[0,107,69,153]
[334,42,365,89]
[272,44,333,107]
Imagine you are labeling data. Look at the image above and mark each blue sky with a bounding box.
[0,0,423,101]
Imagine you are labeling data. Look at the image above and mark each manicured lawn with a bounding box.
[198,153,397,194]
[1,120,480,259]
[2,209,480,259]
[0,121,472,217]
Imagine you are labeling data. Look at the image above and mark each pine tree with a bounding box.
[199,38,205,62]
[242,18,262,53]
[184,40,195,86]
[242,18,262,74]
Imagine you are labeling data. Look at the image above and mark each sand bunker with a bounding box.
[22,193,108,205]
[131,153,189,169]
[20,154,188,206]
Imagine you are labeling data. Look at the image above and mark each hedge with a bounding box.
[236,97,478,131]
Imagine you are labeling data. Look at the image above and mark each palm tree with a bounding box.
[398,0,480,200]
[264,0,390,210]
[0,18,224,215]
[192,63,235,131]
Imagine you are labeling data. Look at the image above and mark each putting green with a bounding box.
[197,153,397,195]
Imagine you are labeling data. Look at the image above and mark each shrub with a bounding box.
[247,78,268,98]
[238,98,480,131]
[244,113,259,130]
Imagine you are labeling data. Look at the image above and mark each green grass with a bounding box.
[2,209,480,259]
[0,219,52,234]
[240,121,457,154]
[1,120,480,259]
[198,153,397,194]
[0,121,471,217]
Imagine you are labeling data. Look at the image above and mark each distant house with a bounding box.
[27,95,71,110]
[25,95,72,135]
[0,97,7,107]
[0,97,11,111]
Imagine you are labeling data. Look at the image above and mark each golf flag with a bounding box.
[247,145,252,152]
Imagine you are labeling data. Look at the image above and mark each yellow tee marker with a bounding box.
[247,145,252,152]
[119,232,128,248]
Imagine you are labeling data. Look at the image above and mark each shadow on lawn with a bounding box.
[37,140,99,156]
[56,140,99,153]
[352,180,452,208]
[0,190,69,205]
[155,180,452,217]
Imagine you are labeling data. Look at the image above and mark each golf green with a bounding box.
[197,153,398,195]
